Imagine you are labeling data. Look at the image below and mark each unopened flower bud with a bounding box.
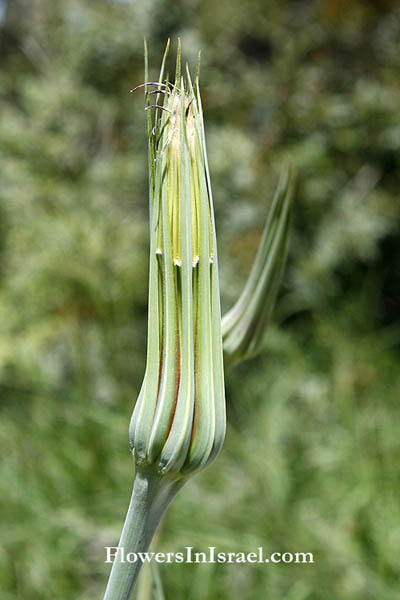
[130,42,225,478]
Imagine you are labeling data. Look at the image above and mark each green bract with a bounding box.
[129,40,226,477]
[222,162,295,365]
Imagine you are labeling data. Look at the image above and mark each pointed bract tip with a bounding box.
[175,39,182,84]
[195,51,201,82]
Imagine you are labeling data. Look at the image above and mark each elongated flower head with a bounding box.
[129,41,225,478]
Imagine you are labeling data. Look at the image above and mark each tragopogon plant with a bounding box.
[103,40,294,600]
[104,40,225,599]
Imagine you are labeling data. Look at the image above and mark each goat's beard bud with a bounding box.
[129,53,225,479]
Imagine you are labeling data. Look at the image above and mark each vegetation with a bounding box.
[1,1,399,599]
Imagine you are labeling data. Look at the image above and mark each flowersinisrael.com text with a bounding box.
[105,546,314,565]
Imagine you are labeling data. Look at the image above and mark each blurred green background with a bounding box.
[1,1,400,598]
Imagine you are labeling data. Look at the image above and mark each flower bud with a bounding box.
[130,42,225,478]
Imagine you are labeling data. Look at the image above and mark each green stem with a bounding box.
[103,464,185,600]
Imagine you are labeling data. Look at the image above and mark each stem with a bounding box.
[103,464,185,600]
